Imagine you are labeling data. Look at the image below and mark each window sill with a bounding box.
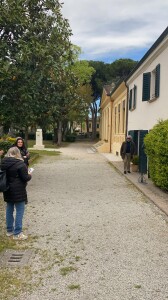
[148,96,157,103]
[129,107,136,111]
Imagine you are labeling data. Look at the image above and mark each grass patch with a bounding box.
[0,266,34,300]
[59,266,77,276]
[68,284,80,290]
[29,150,61,156]
[28,140,69,149]
[75,256,80,261]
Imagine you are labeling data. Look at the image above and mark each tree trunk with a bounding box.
[57,120,62,146]
[24,127,28,147]
[85,117,89,133]
[90,101,98,140]
[53,127,57,144]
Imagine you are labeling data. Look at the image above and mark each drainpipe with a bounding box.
[109,96,113,153]
[125,80,129,139]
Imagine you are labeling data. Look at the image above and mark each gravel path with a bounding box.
[18,142,168,300]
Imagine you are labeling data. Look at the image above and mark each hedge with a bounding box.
[144,119,168,191]
[0,140,14,155]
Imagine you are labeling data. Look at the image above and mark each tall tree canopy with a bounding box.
[88,59,138,139]
[0,0,74,141]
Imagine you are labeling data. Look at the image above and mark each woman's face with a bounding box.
[17,139,23,147]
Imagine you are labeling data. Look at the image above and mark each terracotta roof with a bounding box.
[103,83,115,96]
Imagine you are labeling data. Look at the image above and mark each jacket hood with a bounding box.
[1,157,23,171]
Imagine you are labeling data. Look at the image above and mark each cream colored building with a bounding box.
[97,81,127,154]
[98,84,113,152]
[111,81,127,156]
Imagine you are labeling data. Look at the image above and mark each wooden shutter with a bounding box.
[133,85,137,109]
[142,72,151,101]
[129,89,132,110]
[139,130,148,174]
[155,64,160,98]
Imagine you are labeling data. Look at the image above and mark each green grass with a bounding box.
[29,150,61,156]
[68,284,80,290]
[27,140,69,149]
[59,266,77,276]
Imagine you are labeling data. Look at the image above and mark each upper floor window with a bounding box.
[115,106,117,134]
[142,64,160,101]
[122,100,125,133]
[118,104,120,133]
[129,85,137,110]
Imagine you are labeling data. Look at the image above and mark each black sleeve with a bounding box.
[18,164,31,182]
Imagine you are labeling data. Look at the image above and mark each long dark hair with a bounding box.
[14,137,27,150]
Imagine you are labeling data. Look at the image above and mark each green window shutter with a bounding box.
[133,85,137,109]
[155,64,160,98]
[142,72,151,101]
[139,130,148,174]
[129,89,132,110]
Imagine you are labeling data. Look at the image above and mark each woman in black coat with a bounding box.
[1,147,31,240]
[14,137,30,167]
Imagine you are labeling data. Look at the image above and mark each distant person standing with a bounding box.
[14,137,30,167]
[1,147,32,240]
[120,135,136,174]
[0,150,4,156]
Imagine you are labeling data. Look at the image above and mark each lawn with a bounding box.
[27,140,69,149]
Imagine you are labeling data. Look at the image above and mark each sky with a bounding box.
[61,0,168,63]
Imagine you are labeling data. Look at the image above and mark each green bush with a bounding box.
[0,140,13,155]
[131,155,139,165]
[144,119,168,190]
[65,134,76,142]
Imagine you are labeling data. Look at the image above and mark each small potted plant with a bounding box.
[131,155,139,172]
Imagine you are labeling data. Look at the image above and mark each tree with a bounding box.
[88,59,138,139]
[0,0,73,144]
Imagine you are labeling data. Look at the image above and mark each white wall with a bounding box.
[127,38,168,131]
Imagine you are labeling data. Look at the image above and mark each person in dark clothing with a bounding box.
[14,137,30,167]
[1,147,32,240]
[120,135,136,174]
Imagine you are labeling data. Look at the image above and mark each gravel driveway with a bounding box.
[17,142,168,300]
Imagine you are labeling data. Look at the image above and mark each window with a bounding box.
[115,107,117,134]
[142,64,160,101]
[129,85,137,110]
[97,123,99,129]
[122,100,125,133]
[118,104,120,133]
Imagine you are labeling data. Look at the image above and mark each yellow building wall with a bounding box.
[111,82,127,156]
[100,89,112,143]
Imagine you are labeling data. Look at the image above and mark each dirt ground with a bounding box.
[1,141,168,300]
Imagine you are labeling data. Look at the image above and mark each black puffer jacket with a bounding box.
[1,157,31,203]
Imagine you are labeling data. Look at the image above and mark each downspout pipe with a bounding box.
[125,80,129,139]
[109,96,113,153]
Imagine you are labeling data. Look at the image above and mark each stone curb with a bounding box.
[103,156,168,217]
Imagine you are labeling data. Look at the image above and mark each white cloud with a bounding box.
[61,0,168,61]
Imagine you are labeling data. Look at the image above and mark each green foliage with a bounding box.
[132,155,139,165]
[88,58,137,100]
[0,0,74,131]
[144,120,168,190]
[65,134,76,142]
[0,140,13,154]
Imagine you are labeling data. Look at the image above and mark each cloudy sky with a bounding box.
[62,0,168,63]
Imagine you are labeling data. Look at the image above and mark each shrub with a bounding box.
[144,119,168,190]
[0,140,13,155]
[65,134,76,142]
[131,155,139,165]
